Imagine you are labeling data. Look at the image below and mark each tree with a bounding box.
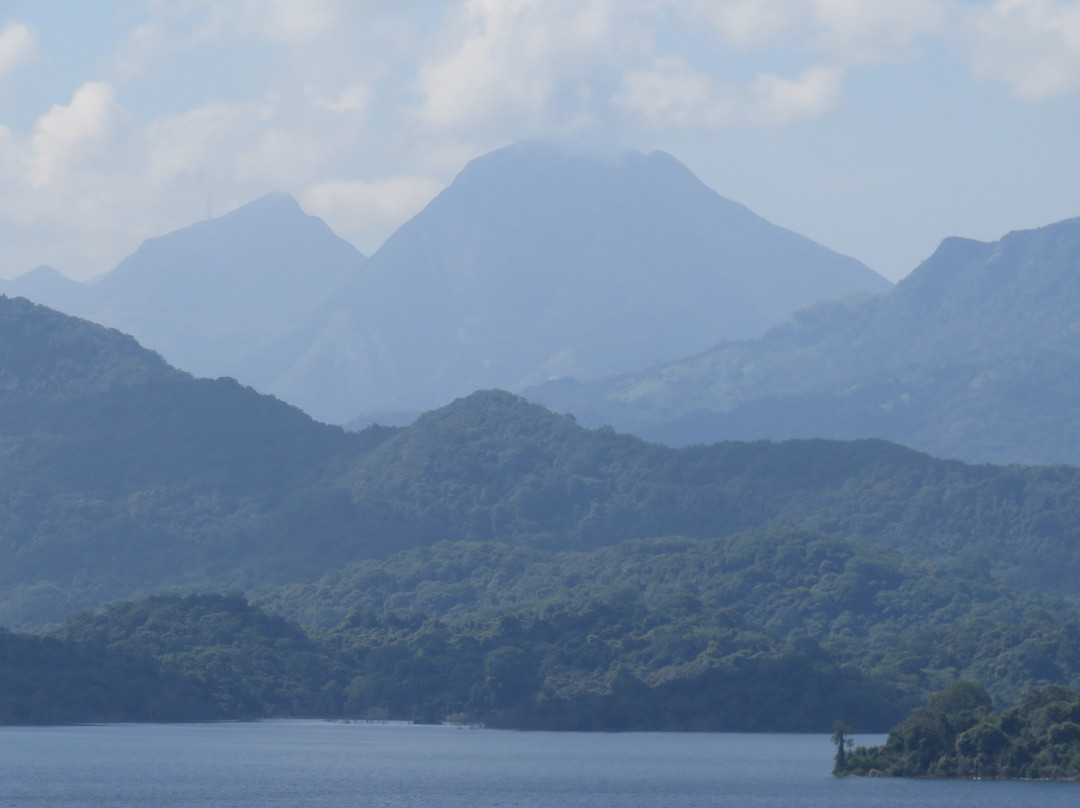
[832,719,855,774]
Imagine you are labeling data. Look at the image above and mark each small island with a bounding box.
[834,681,1080,780]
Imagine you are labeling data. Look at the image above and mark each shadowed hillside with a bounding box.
[6,295,1080,628]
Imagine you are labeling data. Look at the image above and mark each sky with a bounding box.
[1,1,1079,283]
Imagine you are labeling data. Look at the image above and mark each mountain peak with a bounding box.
[54,192,367,385]
[896,215,1080,312]
[0,264,87,311]
[448,140,708,202]
[217,191,306,224]
[281,141,891,421]
[528,210,1080,465]
[16,264,68,282]
[96,191,364,300]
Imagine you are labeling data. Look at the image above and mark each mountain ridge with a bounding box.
[252,141,890,421]
[527,215,1080,465]
[1,143,890,425]
[8,292,1080,630]
[1,193,367,389]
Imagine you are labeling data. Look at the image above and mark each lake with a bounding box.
[1,721,1076,807]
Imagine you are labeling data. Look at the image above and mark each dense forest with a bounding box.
[10,285,1080,629]
[8,294,1080,732]
[0,627,221,724]
[837,682,1080,779]
[7,525,1080,730]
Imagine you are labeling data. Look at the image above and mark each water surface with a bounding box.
[1,721,1076,807]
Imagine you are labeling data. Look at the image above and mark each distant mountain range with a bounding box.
[8,140,1080,466]
[1,141,889,424]
[528,216,1080,466]
[252,142,889,421]
[2,193,366,384]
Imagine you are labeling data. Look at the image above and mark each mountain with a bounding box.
[2,145,887,425]
[247,141,890,422]
[11,293,1080,629]
[0,294,374,626]
[0,265,87,312]
[527,216,1080,465]
[2,193,366,390]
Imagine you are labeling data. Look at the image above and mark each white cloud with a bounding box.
[813,0,948,62]
[618,57,736,128]
[0,22,37,80]
[141,89,373,196]
[142,97,273,185]
[681,0,947,62]
[964,0,1080,98]
[114,21,180,80]
[309,83,373,116]
[239,0,342,44]
[112,0,375,80]
[748,65,845,126]
[411,0,954,137]
[619,59,843,130]
[29,82,123,187]
[682,0,798,49]
[415,0,635,133]
[0,124,19,183]
[301,175,444,254]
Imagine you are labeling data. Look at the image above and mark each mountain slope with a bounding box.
[0,265,87,312]
[9,295,1080,628]
[2,194,366,391]
[249,141,889,422]
[527,216,1080,465]
[88,192,366,381]
[0,295,379,626]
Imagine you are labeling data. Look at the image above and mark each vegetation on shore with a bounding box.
[7,526,1080,730]
[836,681,1080,779]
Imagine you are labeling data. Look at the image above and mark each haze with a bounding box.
[2,1,1080,283]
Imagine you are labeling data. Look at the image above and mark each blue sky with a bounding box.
[1,0,1079,282]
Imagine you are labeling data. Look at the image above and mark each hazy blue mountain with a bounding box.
[527,216,1080,465]
[2,194,366,390]
[0,265,87,312]
[82,192,366,382]
[250,141,890,423]
[2,145,887,425]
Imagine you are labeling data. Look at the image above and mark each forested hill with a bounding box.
[0,294,175,397]
[0,294,380,626]
[11,528,1080,730]
[345,391,1080,596]
[7,293,1080,627]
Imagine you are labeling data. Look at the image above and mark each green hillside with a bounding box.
[7,525,1080,730]
[838,682,1080,779]
[6,289,1080,738]
[8,290,1080,628]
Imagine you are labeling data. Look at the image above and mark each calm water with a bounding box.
[0,721,1076,807]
